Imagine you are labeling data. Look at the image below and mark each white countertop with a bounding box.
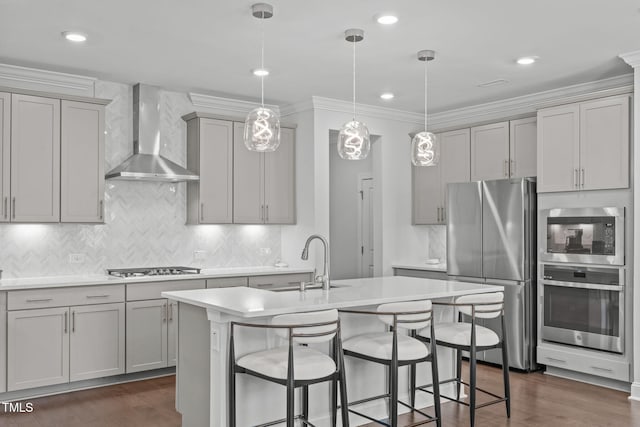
[162,276,502,318]
[0,266,314,291]
[392,262,447,272]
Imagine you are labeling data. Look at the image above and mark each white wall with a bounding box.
[329,131,373,279]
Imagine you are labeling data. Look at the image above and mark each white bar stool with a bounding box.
[340,300,441,427]
[228,309,349,427]
[416,292,509,427]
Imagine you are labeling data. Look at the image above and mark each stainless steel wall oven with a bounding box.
[540,264,624,353]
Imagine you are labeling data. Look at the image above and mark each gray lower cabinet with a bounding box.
[0,292,5,393]
[6,302,125,391]
[126,299,169,373]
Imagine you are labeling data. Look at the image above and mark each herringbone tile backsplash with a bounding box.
[0,81,281,278]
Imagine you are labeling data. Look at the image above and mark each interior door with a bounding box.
[447,181,483,277]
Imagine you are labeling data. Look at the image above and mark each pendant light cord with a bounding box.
[424,60,428,131]
[352,38,356,121]
[260,11,265,108]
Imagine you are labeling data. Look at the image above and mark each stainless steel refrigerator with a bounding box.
[447,178,536,371]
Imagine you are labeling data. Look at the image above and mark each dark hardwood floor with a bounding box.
[2,364,640,426]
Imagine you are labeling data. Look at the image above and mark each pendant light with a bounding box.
[338,28,370,160]
[244,3,280,152]
[411,50,439,166]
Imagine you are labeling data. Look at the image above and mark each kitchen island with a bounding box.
[163,276,502,427]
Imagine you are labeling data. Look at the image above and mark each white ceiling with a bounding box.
[1,0,639,113]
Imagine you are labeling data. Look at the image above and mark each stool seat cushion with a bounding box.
[428,322,500,347]
[237,346,336,381]
[343,332,429,361]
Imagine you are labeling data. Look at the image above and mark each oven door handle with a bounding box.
[543,280,623,292]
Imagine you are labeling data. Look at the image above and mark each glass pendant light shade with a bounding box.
[244,107,280,152]
[411,131,439,166]
[338,120,370,160]
[245,3,280,152]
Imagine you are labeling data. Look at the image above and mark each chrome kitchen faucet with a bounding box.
[301,234,330,291]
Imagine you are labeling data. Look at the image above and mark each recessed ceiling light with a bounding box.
[62,31,87,42]
[376,14,398,25]
[380,92,395,100]
[252,68,269,77]
[516,56,537,65]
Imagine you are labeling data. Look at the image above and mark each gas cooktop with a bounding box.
[106,266,201,278]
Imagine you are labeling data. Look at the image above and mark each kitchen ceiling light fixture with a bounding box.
[380,92,395,100]
[411,49,439,167]
[376,14,398,25]
[338,28,370,161]
[244,3,280,152]
[252,68,269,77]
[62,31,87,42]
[516,56,537,65]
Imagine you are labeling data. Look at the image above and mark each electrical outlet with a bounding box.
[194,250,207,261]
[68,253,86,264]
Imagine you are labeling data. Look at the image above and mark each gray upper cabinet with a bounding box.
[185,116,233,224]
[470,121,510,181]
[234,123,296,224]
[11,94,61,223]
[537,95,628,193]
[509,117,537,178]
[0,92,9,223]
[61,100,106,223]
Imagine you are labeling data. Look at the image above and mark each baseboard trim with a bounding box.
[629,382,640,401]
[544,366,630,393]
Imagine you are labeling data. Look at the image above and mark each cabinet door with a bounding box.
[263,127,295,224]
[199,118,233,223]
[579,96,629,191]
[412,161,441,225]
[470,121,509,181]
[0,93,9,223]
[509,117,537,178]
[70,303,125,382]
[167,300,178,367]
[10,94,61,222]
[126,299,168,373]
[61,100,105,223]
[440,128,471,223]
[7,307,69,391]
[233,122,264,223]
[537,104,580,192]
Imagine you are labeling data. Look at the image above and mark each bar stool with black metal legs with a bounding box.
[416,292,509,427]
[339,300,441,427]
[228,309,350,427]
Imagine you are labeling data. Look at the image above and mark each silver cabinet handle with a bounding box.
[574,169,579,188]
[266,205,269,222]
[261,205,265,222]
[581,168,585,188]
[64,311,68,334]
[546,356,566,364]
[86,294,110,299]
[72,311,75,333]
[590,366,613,373]
[162,302,167,323]
[200,203,204,221]
[12,197,15,219]
[169,303,173,321]
[26,298,53,303]
[510,159,515,176]
[3,197,6,219]
[99,200,103,220]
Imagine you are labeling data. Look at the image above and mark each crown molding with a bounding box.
[280,98,314,117]
[620,50,640,68]
[0,63,96,96]
[428,74,633,131]
[189,92,280,116]
[310,96,424,124]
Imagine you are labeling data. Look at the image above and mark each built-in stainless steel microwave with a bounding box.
[540,207,624,265]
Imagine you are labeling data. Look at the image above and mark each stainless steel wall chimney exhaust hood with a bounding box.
[105,84,199,182]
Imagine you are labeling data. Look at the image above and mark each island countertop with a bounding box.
[162,276,502,318]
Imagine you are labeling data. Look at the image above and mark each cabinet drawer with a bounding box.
[538,345,629,382]
[393,268,448,280]
[248,273,312,289]
[126,279,206,301]
[206,277,248,288]
[8,285,125,310]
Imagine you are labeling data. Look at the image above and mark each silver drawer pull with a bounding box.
[545,357,566,363]
[590,366,613,373]
[86,294,110,299]
[255,283,272,288]
[26,298,53,303]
